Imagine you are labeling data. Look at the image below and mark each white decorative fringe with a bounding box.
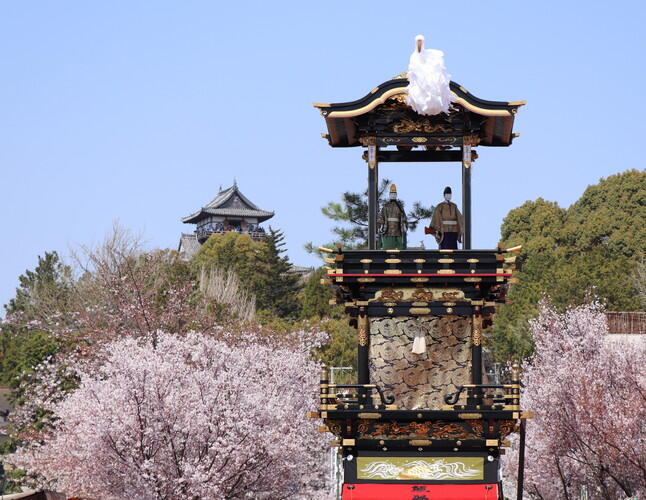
[406,35,454,115]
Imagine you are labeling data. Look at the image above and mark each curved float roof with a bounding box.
[314,76,525,147]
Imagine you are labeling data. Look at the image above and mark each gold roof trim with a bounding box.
[326,87,517,119]
[313,102,331,108]
[326,87,408,118]
[452,93,514,117]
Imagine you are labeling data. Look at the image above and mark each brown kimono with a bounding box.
[430,201,464,242]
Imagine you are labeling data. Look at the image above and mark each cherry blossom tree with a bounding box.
[503,302,646,500]
[3,227,225,448]
[5,226,223,350]
[4,226,335,498]
[9,330,330,500]
[65,227,221,345]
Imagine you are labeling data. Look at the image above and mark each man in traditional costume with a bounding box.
[429,186,463,249]
[378,184,408,250]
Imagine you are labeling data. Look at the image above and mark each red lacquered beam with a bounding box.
[342,483,499,500]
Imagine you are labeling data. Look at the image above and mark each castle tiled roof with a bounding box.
[182,183,274,224]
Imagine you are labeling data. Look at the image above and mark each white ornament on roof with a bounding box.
[406,35,454,115]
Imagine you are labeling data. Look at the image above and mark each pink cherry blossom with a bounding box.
[503,301,646,499]
[9,330,331,500]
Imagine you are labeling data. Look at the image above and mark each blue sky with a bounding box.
[1,1,645,309]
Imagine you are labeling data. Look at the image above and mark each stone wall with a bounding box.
[369,316,471,409]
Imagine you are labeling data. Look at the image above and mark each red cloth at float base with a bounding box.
[342,483,499,500]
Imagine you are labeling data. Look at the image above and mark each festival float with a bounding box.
[307,36,532,500]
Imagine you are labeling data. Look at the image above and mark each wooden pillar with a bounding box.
[517,418,527,500]
[513,363,525,500]
[357,310,370,403]
[367,139,378,250]
[462,143,472,249]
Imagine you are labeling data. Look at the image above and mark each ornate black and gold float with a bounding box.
[308,72,531,500]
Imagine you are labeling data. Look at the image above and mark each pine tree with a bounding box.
[258,228,302,318]
[307,178,434,251]
[1,252,71,386]
[6,251,72,317]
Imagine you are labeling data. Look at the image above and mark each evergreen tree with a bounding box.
[193,230,302,319]
[300,268,357,375]
[258,228,301,319]
[314,318,357,377]
[192,231,267,303]
[491,169,646,360]
[307,178,434,251]
[300,268,335,319]
[0,252,71,386]
[6,252,73,317]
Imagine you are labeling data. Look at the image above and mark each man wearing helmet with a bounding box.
[377,184,408,250]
